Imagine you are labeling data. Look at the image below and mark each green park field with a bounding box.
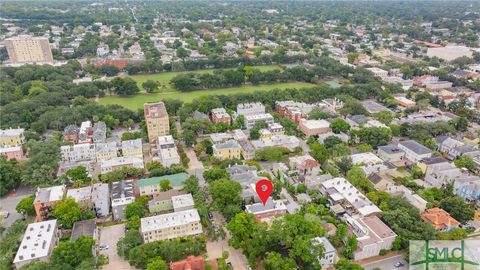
[98,64,316,110]
[98,82,315,110]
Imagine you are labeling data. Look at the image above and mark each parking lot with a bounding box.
[362,254,408,270]
[99,224,134,270]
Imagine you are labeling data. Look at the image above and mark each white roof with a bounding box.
[244,113,273,121]
[122,138,143,150]
[350,152,383,166]
[0,146,22,153]
[66,186,92,202]
[141,209,200,232]
[13,220,57,264]
[301,119,330,129]
[0,128,24,137]
[322,177,381,216]
[100,156,143,167]
[171,194,195,210]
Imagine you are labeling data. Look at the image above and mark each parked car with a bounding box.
[394,261,405,267]
[99,244,109,250]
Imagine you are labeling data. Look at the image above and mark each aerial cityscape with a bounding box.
[0,1,480,270]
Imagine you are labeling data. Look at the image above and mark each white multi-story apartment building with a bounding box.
[140,209,203,243]
[13,220,59,268]
[244,113,274,129]
[95,141,118,161]
[236,102,265,116]
[313,237,338,267]
[111,180,134,221]
[172,194,195,212]
[99,156,144,174]
[60,144,96,162]
[157,135,180,167]
[121,138,143,157]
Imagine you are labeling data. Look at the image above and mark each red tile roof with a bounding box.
[421,207,460,230]
[170,256,205,270]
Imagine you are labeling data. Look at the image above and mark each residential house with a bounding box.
[244,113,274,129]
[275,100,314,124]
[111,180,135,221]
[361,100,391,114]
[63,125,79,143]
[346,215,397,260]
[245,198,288,222]
[385,184,428,212]
[367,173,394,191]
[210,108,231,125]
[377,144,405,164]
[78,121,93,144]
[227,165,262,202]
[298,119,331,137]
[172,194,195,212]
[236,102,265,116]
[448,145,480,161]
[394,96,416,108]
[144,102,170,143]
[436,136,464,158]
[61,144,96,162]
[170,256,206,270]
[66,186,93,209]
[212,140,241,160]
[138,173,189,197]
[121,139,143,157]
[238,140,255,160]
[421,208,460,231]
[288,154,320,177]
[148,189,185,213]
[91,183,110,217]
[398,140,433,163]
[251,135,301,151]
[92,121,107,143]
[346,115,369,129]
[417,156,450,174]
[0,128,25,147]
[0,146,25,160]
[140,209,203,242]
[95,141,118,161]
[313,237,338,267]
[350,152,390,175]
[99,156,144,174]
[157,135,180,167]
[13,220,59,269]
[366,67,388,80]
[34,185,65,221]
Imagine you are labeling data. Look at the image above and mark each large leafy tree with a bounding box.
[51,236,95,267]
[439,196,475,224]
[330,118,350,134]
[51,198,82,229]
[263,252,298,270]
[0,157,21,196]
[16,195,36,216]
[203,167,229,183]
[210,179,242,220]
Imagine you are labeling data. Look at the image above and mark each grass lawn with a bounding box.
[129,64,281,92]
[98,82,315,111]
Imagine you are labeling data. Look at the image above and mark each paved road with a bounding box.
[185,148,206,187]
[99,224,134,270]
[0,186,32,228]
[361,254,407,270]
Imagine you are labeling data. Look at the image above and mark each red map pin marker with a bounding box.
[255,179,273,206]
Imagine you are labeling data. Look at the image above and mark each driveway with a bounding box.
[99,224,135,270]
[0,186,32,228]
[186,148,206,187]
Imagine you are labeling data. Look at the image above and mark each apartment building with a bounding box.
[92,121,107,143]
[210,108,231,125]
[236,102,265,116]
[138,173,189,197]
[275,100,315,124]
[345,215,397,260]
[0,128,25,147]
[320,177,381,217]
[212,139,241,160]
[144,102,170,143]
[157,135,181,167]
[61,144,96,162]
[350,152,389,175]
[121,138,143,157]
[140,209,203,242]
[13,220,59,268]
[172,194,195,212]
[67,186,93,209]
[299,119,331,137]
[244,113,275,129]
[251,135,301,151]
[111,180,134,221]
[34,185,66,221]
[377,144,406,163]
[95,141,118,161]
[147,189,186,213]
[398,140,433,163]
[78,121,93,144]
[99,156,144,174]
[288,154,321,176]
[5,36,53,64]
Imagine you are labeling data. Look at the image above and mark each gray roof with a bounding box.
[421,156,448,165]
[399,140,433,155]
[313,237,336,254]
[111,180,134,199]
[347,115,369,125]
[247,198,276,212]
[361,100,391,114]
[378,144,404,155]
[71,219,96,241]
[368,173,383,184]
[452,145,478,154]
[227,165,257,175]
